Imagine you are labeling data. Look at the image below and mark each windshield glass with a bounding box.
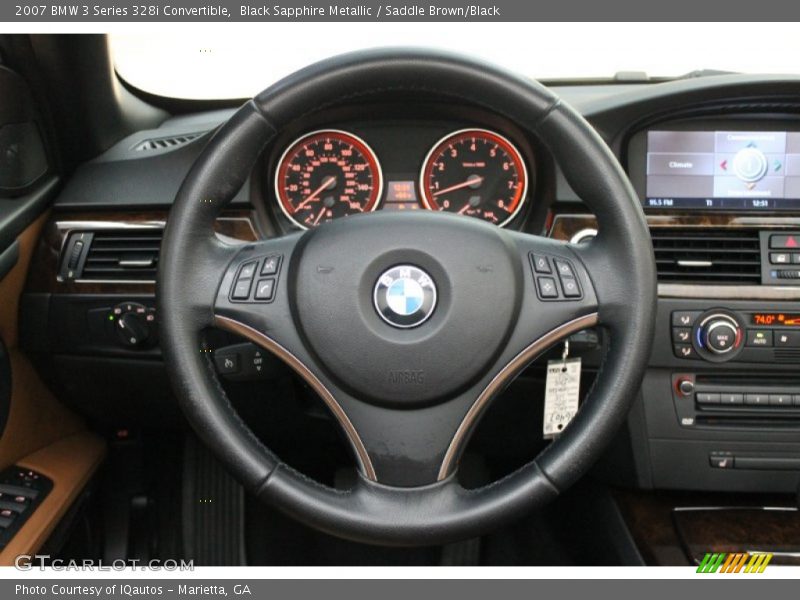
[112,24,800,100]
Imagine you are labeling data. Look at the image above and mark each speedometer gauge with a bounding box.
[275,130,383,229]
[420,129,527,226]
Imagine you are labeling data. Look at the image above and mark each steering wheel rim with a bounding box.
[158,48,656,546]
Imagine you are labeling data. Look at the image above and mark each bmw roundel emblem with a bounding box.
[373,265,437,328]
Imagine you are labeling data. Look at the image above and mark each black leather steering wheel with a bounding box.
[159,49,656,546]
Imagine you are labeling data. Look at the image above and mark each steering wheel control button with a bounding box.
[260,255,281,276]
[374,265,437,329]
[560,277,581,298]
[239,261,257,280]
[231,279,252,300]
[536,276,559,299]
[531,254,551,274]
[254,279,275,301]
[531,254,582,301]
[553,259,574,278]
[229,254,283,302]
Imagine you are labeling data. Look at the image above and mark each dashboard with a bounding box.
[21,73,800,503]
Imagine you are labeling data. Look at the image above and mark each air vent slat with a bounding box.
[76,228,163,281]
[134,131,205,152]
[650,227,762,285]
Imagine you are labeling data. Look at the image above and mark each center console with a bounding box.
[552,112,800,496]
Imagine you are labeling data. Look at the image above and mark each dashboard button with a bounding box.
[745,393,769,406]
[672,311,701,327]
[709,453,734,469]
[672,327,692,344]
[674,344,695,359]
[214,351,240,375]
[536,277,558,299]
[775,331,800,347]
[770,394,793,407]
[720,392,744,405]
[697,393,720,405]
[793,253,800,265]
[530,254,551,274]
[705,321,738,353]
[770,234,800,249]
[746,330,773,347]
[771,252,791,265]
[677,379,695,396]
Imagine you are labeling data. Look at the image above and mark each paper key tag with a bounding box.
[543,357,582,439]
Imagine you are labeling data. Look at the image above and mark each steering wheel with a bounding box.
[159,49,656,546]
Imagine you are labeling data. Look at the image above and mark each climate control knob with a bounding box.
[697,313,742,358]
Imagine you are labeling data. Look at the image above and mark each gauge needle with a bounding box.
[312,205,327,226]
[432,175,484,197]
[295,176,336,212]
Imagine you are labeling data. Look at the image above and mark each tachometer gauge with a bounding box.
[275,130,383,229]
[420,129,527,226]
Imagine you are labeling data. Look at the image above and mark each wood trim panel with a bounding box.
[0,431,105,564]
[25,210,260,295]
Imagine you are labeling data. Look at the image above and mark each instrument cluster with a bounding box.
[269,124,533,230]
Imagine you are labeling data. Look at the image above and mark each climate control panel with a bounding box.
[672,308,800,363]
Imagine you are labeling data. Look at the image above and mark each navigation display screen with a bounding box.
[645,130,800,210]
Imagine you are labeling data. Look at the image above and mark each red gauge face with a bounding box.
[420,129,528,226]
[275,130,383,229]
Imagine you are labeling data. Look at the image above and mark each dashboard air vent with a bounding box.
[78,228,163,281]
[134,132,204,152]
[650,228,762,285]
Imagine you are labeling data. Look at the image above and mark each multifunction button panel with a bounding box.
[0,467,52,550]
[762,231,800,283]
[672,308,800,363]
[671,374,800,428]
[529,253,582,301]
[229,255,282,303]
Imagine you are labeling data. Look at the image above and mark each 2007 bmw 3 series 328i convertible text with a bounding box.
[1,29,800,568]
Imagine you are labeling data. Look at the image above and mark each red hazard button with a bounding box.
[771,234,800,249]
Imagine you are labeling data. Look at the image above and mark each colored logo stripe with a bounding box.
[697,552,773,573]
